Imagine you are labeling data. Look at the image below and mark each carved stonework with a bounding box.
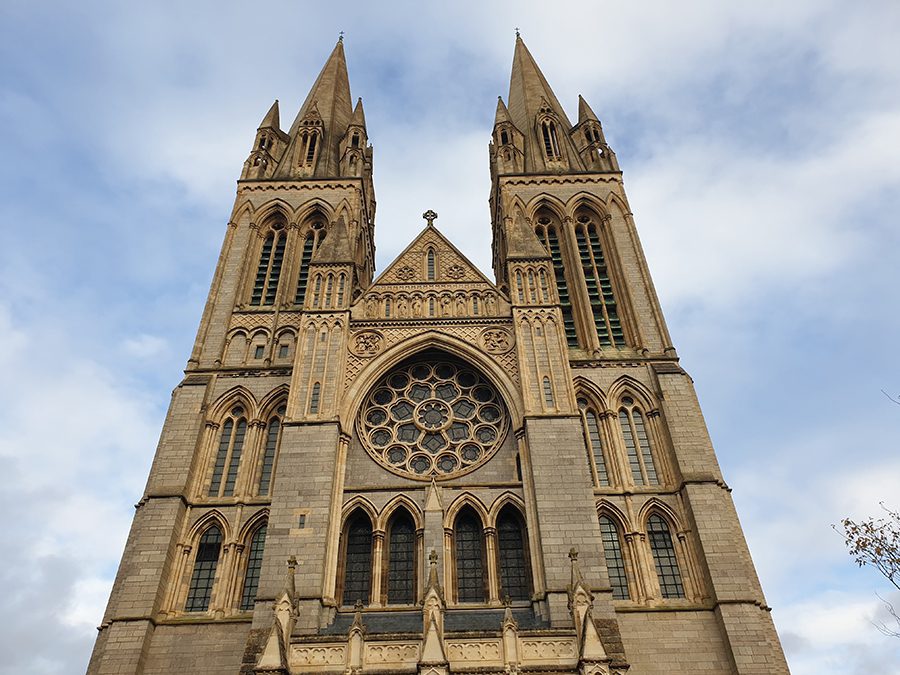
[445,264,465,280]
[479,327,514,354]
[290,645,346,666]
[396,265,417,281]
[350,330,383,356]
[365,643,419,665]
[446,640,502,663]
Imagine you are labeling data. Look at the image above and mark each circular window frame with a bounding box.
[356,356,510,481]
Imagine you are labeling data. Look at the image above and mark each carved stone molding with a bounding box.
[478,327,514,354]
[350,330,383,356]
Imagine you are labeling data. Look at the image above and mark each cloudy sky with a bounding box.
[1,1,899,672]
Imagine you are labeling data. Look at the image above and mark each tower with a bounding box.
[89,38,789,675]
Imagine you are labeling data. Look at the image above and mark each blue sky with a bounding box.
[1,1,899,672]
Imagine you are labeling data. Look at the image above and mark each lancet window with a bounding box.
[251,223,286,306]
[540,118,561,160]
[496,507,530,601]
[647,515,684,598]
[257,406,284,496]
[598,516,629,599]
[617,396,659,486]
[240,524,267,610]
[341,511,373,606]
[577,398,611,487]
[574,210,623,346]
[385,510,416,605]
[185,526,222,612]
[535,213,577,346]
[454,508,487,603]
[294,221,327,306]
[209,406,248,497]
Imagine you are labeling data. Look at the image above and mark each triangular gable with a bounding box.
[371,225,498,288]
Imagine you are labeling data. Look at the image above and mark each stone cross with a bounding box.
[423,209,438,227]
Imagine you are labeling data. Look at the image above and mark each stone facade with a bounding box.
[88,37,790,675]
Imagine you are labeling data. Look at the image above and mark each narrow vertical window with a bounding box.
[240,524,267,610]
[539,269,549,302]
[516,270,525,303]
[257,407,284,496]
[648,515,684,599]
[426,249,436,281]
[264,233,285,305]
[455,509,486,603]
[312,275,322,308]
[542,377,554,407]
[337,274,346,306]
[500,129,509,145]
[541,120,560,159]
[305,132,318,164]
[294,236,314,305]
[429,297,435,316]
[185,526,222,612]
[618,399,659,486]
[578,399,610,487]
[538,224,577,346]
[342,512,373,606]
[309,382,321,414]
[209,420,232,496]
[384,297,391,318]
[251,235,274,305]
[325,274,334,308]
[386,511,416,605]
[527,270,537,302]
[223,419,247,496]
[497,508,530,601]
[472,296,479,315]
[576,215,623,346]
[599,516,630,599]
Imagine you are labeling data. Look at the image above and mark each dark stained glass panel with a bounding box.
[455,511,486,603]
[497,510,530,601]
[386,513,416,605]
[342,514,373,606]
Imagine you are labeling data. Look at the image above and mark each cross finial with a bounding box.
[338,31,345,43]
[515,27,520,38]
[423,209,438,227]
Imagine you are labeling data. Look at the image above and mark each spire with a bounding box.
[577,95,599,124]
[350,97,367,128]
[494,96,513,126]
[507,36,573,132]
[287,39,353,137]
[260,99,281,130]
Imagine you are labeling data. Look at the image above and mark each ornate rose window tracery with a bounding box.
[358,355,509,480]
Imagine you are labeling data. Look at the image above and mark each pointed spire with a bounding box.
[494,96,513,126]
[350,97,367,128]
[507,36,573,132]
[577,95,600,124]
[260,99,281,130]
[288,39,353,137]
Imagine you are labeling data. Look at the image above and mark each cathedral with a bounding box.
[88,37,790,675]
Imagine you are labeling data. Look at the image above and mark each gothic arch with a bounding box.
[487,491,527,527]
[444,493,490,530]
[573,377,609,410]
[253,199,292,228]
[258,385,289,420]
[378,494,424,532]
[637,498,682,532]
[341,496,379,526]
[567,193,611,222]
[340,331,525,434]
[607,375,657,411]
[223,330,249,366]
[237,508,270,542]
[231,199,255,226]
[595,500,630,531]
[188,509,232,543]
[207,385,257,421]
[296,200,335,228]
[526,195,567,223]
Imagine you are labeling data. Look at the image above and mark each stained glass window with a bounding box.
[599,516,629,599]
[240,525,267,610]
[497,509,530,601]
[386,511,416,605]
[342,513,373,606]
[648,515,684,599]
[185,526,222,612]
[455,510,486,603]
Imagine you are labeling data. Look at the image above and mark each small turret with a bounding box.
[490,96,525,175]
[339,97,371,177]
[571,95,619,172]
[241,100,290,180]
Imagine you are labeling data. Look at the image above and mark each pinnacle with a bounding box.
[507,35,573,131]
[287,39,353,137]
[350,97,367,128]
[494,96,512,126]
[577,94,599,124]
[260,99,280,130]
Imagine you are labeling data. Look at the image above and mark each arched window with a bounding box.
[542,377,554,407]
[240,524,267,610]
[496,507,530,601]
[309,382,321,414]
[209,406,248,497]
[251,227,286,306]
[647,515,684,598]
[426,249,436,281]
[294,236,314,305]
[515,270,525,303]
[325,274,334,308]
[598,516,629,599]
[575,212,623,347]
[385,510,416,605]
[535,215,577,346]
[341,511,373,606]
[257,406,284,496]
[454,508,486,603]
[384,297,391,318]
[578,398,610,487]
[618,397,659,486]
[185,526,222,612]
[312,275,322,308]
[337,273,346,307]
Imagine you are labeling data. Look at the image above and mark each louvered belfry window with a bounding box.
[574,212,623,346]
[536,219,578,346]
[386,511,416,605]
[342,512,373,606]
[185,526,222,612]
[251,228,286,306]
[455,509,486,603]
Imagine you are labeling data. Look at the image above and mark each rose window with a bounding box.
[359,356,509,479]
